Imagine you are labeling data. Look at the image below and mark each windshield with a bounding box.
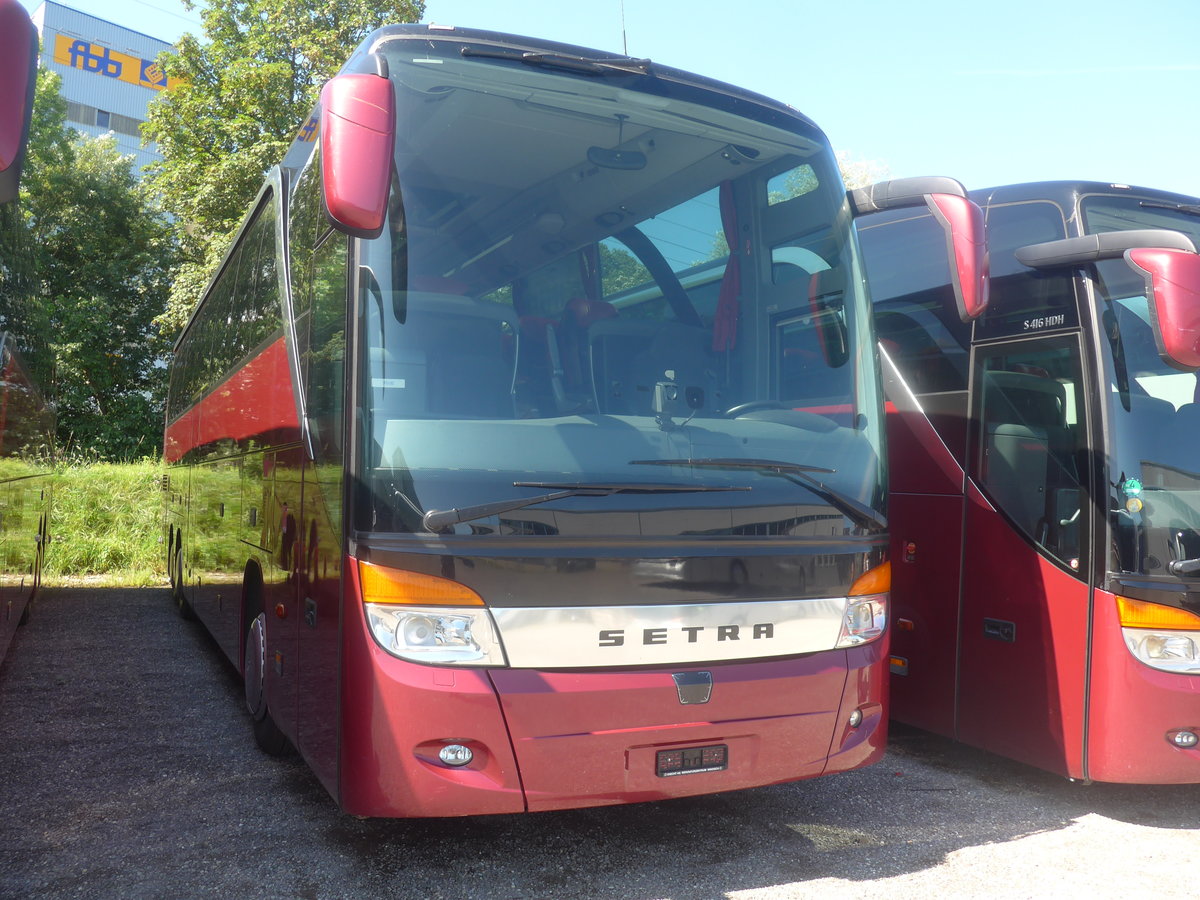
[1085,193,1200,578]
[353,38,882,538]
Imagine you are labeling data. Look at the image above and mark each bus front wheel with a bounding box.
[172,547,195,620]
[244,612,289,756]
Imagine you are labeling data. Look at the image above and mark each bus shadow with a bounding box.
[151,562,1195,896]
[313,721,1200,898]
[8,587,1195,900]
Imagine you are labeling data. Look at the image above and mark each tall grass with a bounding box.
[43,459,166,587]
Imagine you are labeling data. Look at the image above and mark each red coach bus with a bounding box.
[0,0,53,665]
[859,180,1200,783]
[164,24,984,816]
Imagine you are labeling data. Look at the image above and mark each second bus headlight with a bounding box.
[836,597,888,647]
[359,561,508,666]
[1117,595,1200,675]
[835,561,890,648]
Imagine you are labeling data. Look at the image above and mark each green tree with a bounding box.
[20,70,177,459]
[2,68,72,390]
[836,150,891,190]
[144,0,424,333]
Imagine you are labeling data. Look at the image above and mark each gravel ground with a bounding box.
[1,587,1198,899]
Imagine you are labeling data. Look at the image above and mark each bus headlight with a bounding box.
[836,595,888,647]
[366,604,507,666]
[836,562,889,648]
[1123,629,1200,673]
[1143,634,1196,661]
[1117,595,1200,675]
[358,561,508,666]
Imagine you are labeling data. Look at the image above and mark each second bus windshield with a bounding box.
[1085,194,1200,578]
[352,38,883,537]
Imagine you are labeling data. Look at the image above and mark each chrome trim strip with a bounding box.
[491,597,848,669]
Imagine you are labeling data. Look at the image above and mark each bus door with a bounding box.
[881,336,968,738]
[957,335,1093,777]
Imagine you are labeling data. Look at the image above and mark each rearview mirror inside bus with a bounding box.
[850,176,988,323]
[320,70,396,238]
[1015,228,1200,371]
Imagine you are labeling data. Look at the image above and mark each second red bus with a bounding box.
[859,180,1200,783]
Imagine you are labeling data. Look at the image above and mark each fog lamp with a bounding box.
[438,743,474,766]
[848,708,864,728]
[1168,730,1199,749]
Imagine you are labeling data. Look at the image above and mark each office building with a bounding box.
[29,1,180,174]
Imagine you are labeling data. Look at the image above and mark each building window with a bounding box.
[110,113,142,138]
[66,101,95,126]
[63,102,143,139]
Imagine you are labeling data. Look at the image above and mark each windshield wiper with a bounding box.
[460,46,651,76]
[629,458,887,531]
[1168,557,1200,576]
[1140,200,1200,218]
[422,481,748,533]
[1168,530,1200,576]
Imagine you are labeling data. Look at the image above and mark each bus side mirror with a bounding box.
[926,194,988,323]
[850,176,988,324]
[319,71,395,239]
[1125,247,1200,371]
[0,0,38,205]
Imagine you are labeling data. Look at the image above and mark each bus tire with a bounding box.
[172,546,195,620]
[244,611,289,756]
[167,530,175,590]
[32,515,44,594]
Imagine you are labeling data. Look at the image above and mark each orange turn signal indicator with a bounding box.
[848,560,891,597]
[1116,595,1200,631]
[358,561,484,607]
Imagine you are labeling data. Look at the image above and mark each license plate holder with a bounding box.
[655,743,728,777]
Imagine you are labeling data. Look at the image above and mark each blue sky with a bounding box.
[20,0,1200,197]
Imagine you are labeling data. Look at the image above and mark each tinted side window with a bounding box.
[167,194,282,422]
[972,338,1087,572]
[858,209,973,461]
[238,202,281,357]
[859,210,972,389]
[973,201,1075,340]
[1082,193,1200,248]
[289,154,323,318]
[305,235,349,535]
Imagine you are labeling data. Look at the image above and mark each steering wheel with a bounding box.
[724,400,786,418]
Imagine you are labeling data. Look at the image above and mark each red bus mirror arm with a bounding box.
[1125,246,1200,371]
[319,65,396,239]
[0,0,38,205]
[850,176,989,323]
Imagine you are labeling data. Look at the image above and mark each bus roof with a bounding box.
[971,180,1200,209]
[281,23,824,181]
